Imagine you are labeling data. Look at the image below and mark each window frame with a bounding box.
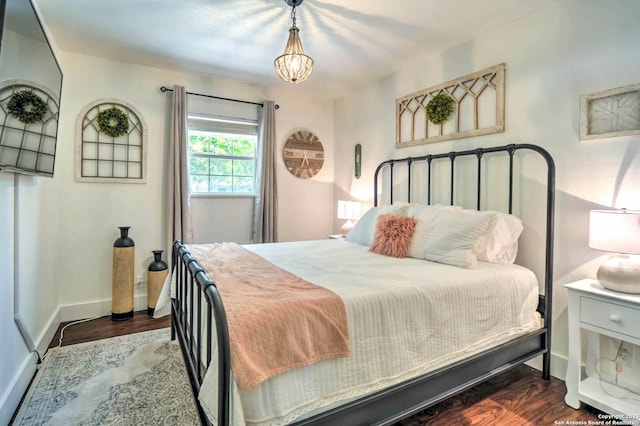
[187,114,259,197]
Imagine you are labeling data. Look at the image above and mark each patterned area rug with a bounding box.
[13,328,199,425]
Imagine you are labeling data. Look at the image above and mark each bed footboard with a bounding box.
[171,241,230,426]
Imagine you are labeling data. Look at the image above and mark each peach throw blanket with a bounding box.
[186,243,350,391]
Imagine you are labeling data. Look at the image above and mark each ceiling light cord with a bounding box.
[290,1,298,26]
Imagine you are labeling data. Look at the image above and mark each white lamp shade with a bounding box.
[589,209,640,254]
[337,200,361,221]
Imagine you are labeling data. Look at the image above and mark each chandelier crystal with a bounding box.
[274,0,313,84]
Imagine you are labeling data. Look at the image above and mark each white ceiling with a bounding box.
[36,0,557,99]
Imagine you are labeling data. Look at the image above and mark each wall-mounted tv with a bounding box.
[0,0,62,177]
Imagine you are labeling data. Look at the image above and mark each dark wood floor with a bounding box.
[49,310,170,348]
[397,366,601,425]
[49,313,601,425]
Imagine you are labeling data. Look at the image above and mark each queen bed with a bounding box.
[164,143,555,425]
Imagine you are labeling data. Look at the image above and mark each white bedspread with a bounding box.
[193,239,541,426]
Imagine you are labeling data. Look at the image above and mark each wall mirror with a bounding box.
[0,0,63,177]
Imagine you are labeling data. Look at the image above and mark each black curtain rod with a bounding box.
[160,86,279,109]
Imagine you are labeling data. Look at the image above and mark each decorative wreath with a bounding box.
[97,106,129,138]
[7,90,49,124]
[425,93,455,125]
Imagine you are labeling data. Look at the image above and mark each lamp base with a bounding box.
[597,255,640,294]
[340,220,354,238]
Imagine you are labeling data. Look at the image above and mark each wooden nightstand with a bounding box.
[564,279,640,421]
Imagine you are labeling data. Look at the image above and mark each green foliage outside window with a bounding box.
[188,131,257,194]
[188,134,255,157]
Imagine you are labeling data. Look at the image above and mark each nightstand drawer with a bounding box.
[580,296,640,340]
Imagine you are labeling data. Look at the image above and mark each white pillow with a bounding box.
[423,209,494,268]
[405,204,464,259]
[407,204,463,217]
[392,201,416,214]
[346,205,405,246]
[406,217,430,259]
[463,210,523,264]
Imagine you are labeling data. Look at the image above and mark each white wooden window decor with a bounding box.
[396,63,505,148]
[0,80,60,176]
[76,99,148,183]
[580,83,640,141]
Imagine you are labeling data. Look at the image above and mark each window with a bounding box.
[188,115,258,194]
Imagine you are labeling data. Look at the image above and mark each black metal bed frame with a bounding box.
[171,143,555,426]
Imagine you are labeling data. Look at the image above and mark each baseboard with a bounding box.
[525,351,573,381]
[35,306,61,357]
[58,294,148,322]
[0,352,37,426]
[3,308,62,422]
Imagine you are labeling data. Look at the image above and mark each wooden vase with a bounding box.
[112,226,134,321]
[147,250,168,316]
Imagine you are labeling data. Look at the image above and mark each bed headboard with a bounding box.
[372,143,555,341]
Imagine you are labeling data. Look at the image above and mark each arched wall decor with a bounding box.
[0,79,60,176]
[76,99,148,183]
[396,63,505,147]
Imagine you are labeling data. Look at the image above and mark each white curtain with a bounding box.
[166,85,193,256]
[252,101,278,243]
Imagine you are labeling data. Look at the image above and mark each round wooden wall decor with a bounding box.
[283,130,324,179]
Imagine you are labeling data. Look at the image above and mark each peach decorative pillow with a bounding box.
[346,205,406,246]
[369,214,417,258]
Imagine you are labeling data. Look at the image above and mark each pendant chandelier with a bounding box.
[274,0,314,84]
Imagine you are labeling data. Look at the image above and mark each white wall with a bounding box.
[334,0,640,377]
[2,41,335,421]
[0,30,62,424]
[0,29,60,91]
[191,197,255,244]
[265,87,335,241]
[0,174,38,426]
[188,87,335,244]
[52,53,335,313]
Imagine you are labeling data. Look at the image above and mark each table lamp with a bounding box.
[589,209,640,293]
[337,200,362,237]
